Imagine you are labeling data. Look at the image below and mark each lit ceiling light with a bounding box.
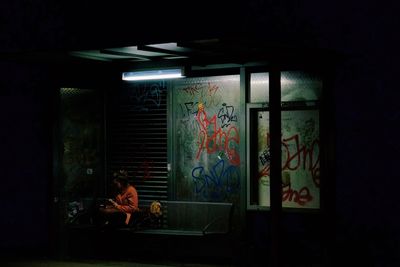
[122,68,184,81]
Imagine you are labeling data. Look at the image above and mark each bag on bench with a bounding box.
[129,200,163,229]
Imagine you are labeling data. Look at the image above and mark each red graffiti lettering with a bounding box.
[257,134,320,187]
[132,145,154,180]
[195,109,240,165]
[207,82,219,96]
[282,185,313,206]
[181,83,221,108]
[182,84,200,96]
[259,164,270,178]
[282,134,320,187]
[139,159,153,180]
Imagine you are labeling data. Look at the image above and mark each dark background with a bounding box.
[1,0,399,265]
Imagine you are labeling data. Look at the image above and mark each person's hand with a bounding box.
[108,198,118,206]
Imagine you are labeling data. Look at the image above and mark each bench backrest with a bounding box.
[159,201,234,234]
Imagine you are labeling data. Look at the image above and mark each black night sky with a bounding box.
[0,0,399,266]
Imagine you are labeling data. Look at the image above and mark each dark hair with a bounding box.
[114,176,129,187]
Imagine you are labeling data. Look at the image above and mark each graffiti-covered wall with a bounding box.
[172,75,241,203]
[256,109,320,209]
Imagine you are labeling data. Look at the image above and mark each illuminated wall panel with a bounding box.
[172,75,241,203]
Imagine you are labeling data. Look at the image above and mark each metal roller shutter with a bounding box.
[106,81,168,203]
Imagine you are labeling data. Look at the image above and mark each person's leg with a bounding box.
[109,212,127,227]
[97,207,117,225]
[98,207,126,227]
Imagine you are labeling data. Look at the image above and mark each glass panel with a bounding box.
[248,107,270,208]
[250,72,269,103]
[249,71,322,103]
[60,88,104,223]
[172,75,241,203]
[247,108,320,209]
[256,110,270,207]
[281,110,320,209]
[281,71,322,102]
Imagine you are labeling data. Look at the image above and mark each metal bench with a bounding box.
[65,200,236,262]
[122,200,234,237]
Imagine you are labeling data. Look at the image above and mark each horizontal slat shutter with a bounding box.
[107,81,168,203]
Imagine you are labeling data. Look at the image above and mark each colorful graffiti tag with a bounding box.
[195,108,240,166]
[192,159,240,201]
[256,110,320,208]
[174,76,241,202]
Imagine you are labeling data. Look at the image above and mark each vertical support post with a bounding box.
[103,85,108,197]
[240,67,248,235]
[269,68,282,267]
[52,88,64,259]
[320,66,335,266]
[167,80,175,200]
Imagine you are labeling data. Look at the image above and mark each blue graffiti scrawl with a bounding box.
[129,82,164,111]
[191,159,240,201]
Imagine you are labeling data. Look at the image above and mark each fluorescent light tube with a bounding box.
[122,68,184,81]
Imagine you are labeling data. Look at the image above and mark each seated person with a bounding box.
[98,170,139,226]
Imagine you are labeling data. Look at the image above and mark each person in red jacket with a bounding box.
[99,170,139,226]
